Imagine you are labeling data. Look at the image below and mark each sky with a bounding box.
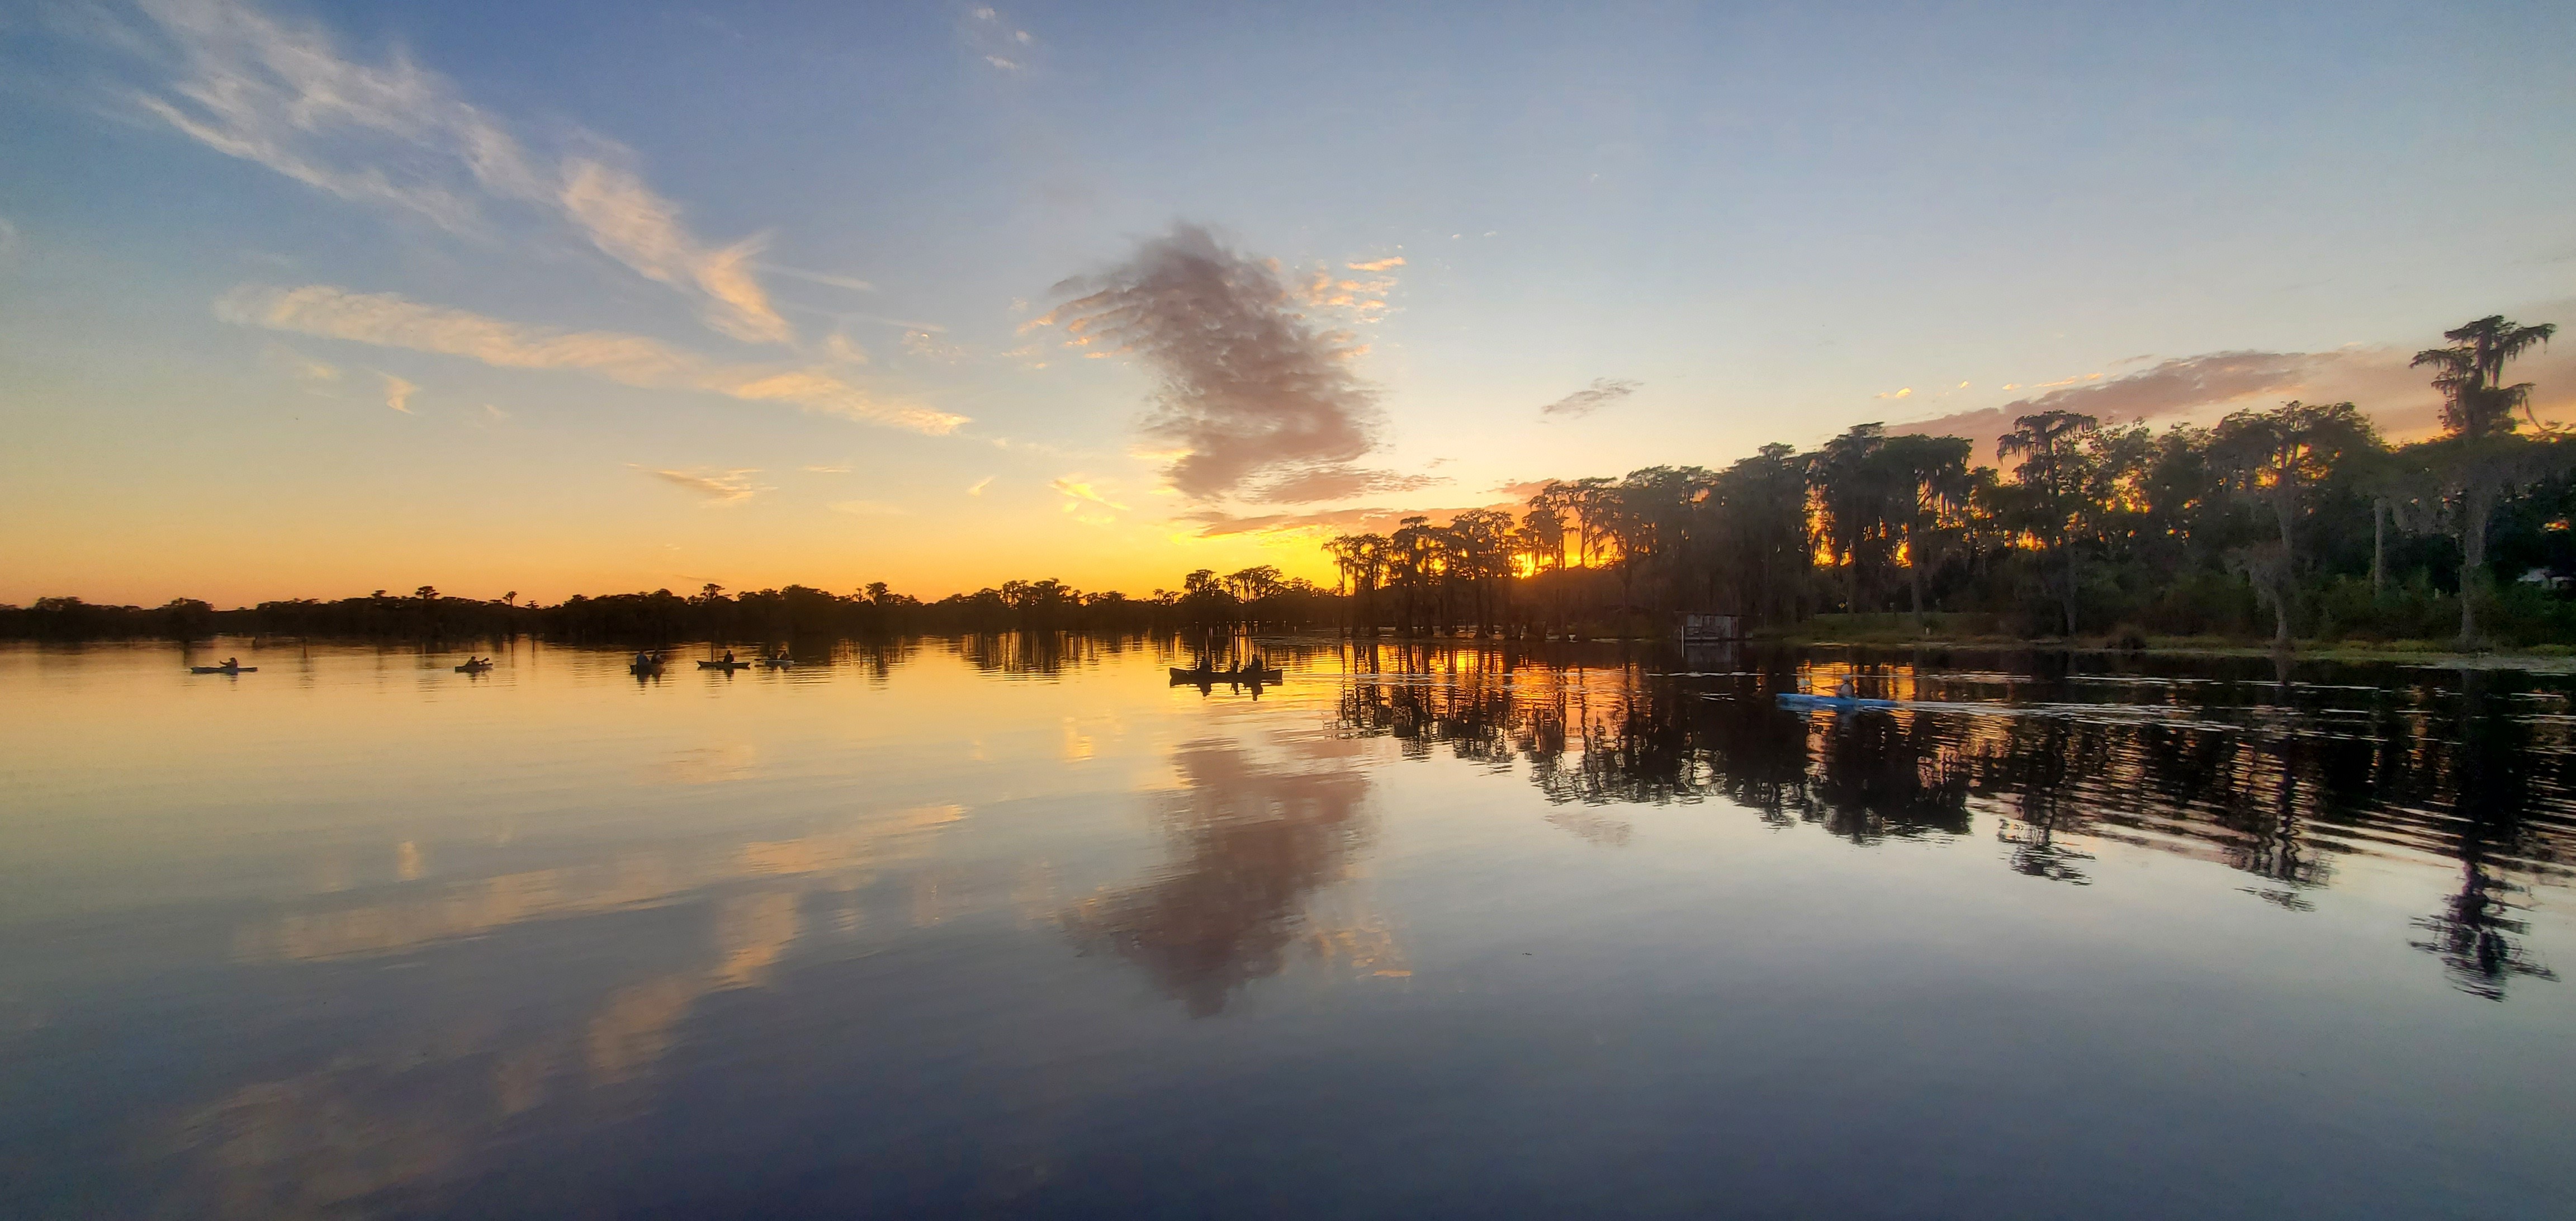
[2,0,2573,607]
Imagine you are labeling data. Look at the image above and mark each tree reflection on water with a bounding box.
[1328,639,2575,1000]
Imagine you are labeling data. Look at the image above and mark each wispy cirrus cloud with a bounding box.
[1049,476,1128,512]
[127,0,792,346]
[751,263,874,293]
[380,372,416,413]
[646,468,769,506]
[1885,347,2470,455]
[1034,223,1414,504]
[1538,377,1639,419]
[1179,504,1494,537]
[1243,466,1445,503]
[557,160,789,343]
[220,284,966,433]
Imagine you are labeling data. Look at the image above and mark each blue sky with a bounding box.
[3,0,2572,603]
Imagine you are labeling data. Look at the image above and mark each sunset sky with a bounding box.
[4,0,2573,606]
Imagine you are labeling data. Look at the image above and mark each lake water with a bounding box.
[3,636,2571,1219]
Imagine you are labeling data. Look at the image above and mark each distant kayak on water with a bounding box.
[699,660,756,670]
[189,664,256,674]
[454,660,494,673]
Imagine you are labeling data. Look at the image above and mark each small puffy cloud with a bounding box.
[901,329,966,362]
[1873,387,1912,400]
[646,467,769,506]
[1346,256,1405,272]
[220,283,965,433]
[380,372,416,413]
[967,475,995,496]
[1034,224,1386,502]
[1538,377,1640,419]
[963,5,1036,71]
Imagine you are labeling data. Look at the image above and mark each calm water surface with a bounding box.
[3,636,2572,1218]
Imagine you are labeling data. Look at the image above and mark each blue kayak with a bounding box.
[1775,692,2028,715]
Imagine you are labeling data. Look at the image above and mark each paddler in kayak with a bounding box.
[1834,677,1855,699]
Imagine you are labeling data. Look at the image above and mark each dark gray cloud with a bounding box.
[1040,224,1406,503]
[1538,377,1640,419]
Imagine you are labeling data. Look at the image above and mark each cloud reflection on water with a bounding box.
[1066,737,1382,1017]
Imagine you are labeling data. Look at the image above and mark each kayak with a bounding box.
[698,660,755,670]
[454,662,493,673]
[1774,692,2018,714]
[190,665,257,674]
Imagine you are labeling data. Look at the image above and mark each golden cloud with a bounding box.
[220,285,965,434]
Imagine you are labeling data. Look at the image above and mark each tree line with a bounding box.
[0,568,1348,643]
[8,315,2561,650]
[1323,315,2569,648]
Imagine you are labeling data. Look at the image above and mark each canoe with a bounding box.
[1169,667,1285,684]
[454,662,493,673]
[698,660,755,670]
[190,665,257,674]
[629,661,662,674]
